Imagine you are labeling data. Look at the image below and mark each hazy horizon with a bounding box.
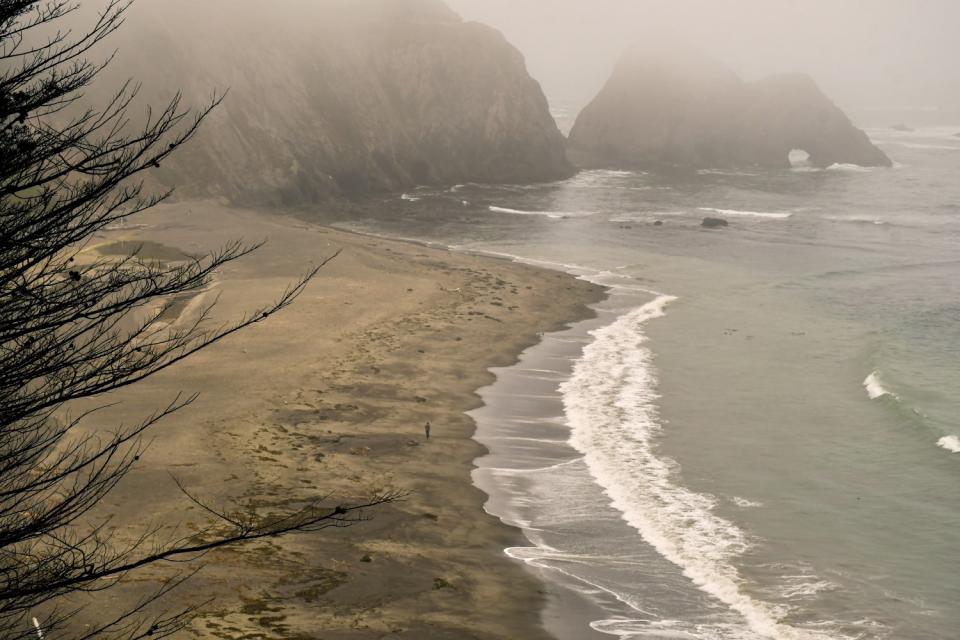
[446,0,960,115]
[70,0,960,126]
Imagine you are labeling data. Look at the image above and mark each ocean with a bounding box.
[314,114,960,639]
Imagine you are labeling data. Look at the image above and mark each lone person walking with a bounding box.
[424,421,431,440]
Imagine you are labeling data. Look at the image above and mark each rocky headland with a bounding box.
[102,0,570,205]
[568,44,892,171]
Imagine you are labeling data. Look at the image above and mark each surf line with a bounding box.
[562,293,835,640]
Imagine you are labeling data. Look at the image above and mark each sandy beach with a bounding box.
[80,202,605,639]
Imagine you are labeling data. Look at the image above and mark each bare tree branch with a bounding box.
[1,3,390,638]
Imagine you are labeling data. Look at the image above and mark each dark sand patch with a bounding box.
[96,239,196,261]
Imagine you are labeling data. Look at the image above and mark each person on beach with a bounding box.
[424,421,431,439]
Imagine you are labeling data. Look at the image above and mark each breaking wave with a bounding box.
[561,294,835,639]
[792,163,874,173]
[863,371,895,400]
[826,163,874,173]
[488,205,594,219]
[699,207,793,220]
[937,435,960,453]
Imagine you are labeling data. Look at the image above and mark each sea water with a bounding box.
[317,116,960,639]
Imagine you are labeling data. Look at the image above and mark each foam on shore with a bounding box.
[699,207,792,220]
[561,294,835,639]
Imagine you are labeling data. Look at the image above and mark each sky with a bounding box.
[444,0,960,114]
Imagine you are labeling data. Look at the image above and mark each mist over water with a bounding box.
[446,0,960,114]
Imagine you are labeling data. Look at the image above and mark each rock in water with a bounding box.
[100,0,571,205]
[891,124,914,132]
[568,44,892,171]
[701,217,729,229]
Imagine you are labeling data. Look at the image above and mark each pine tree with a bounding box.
[0,3,394,637]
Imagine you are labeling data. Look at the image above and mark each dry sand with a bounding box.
[80,202,605,639]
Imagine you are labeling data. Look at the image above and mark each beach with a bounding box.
[85,202,605,639]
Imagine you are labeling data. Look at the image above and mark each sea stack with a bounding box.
[568,44,892,171]
[103,0,572,205]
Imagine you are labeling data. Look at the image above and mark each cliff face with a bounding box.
[736,74,891,168]
[103,0,570,205]
[567,46,891,171]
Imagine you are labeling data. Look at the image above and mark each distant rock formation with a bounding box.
[701,217,729,229]
[891,124,914,132]
[99,0,570,205]
[568,45,892,171]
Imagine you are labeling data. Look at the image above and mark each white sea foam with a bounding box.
[779,575,838,600]
[937,435,960,453]
[824,216,886,226]
[863,372,894,400]
[830,163,875,172]
[573,169,639,179]
[792,164,873,174]
[593,270,634,281]
[699,207,792,220]
[488,205,594,219]
[400,193,421,202]
[595,169,636,177]
[731,497,764,508]
[562,295,834,640]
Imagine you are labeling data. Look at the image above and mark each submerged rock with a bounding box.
[701,217,729,229]
[568,45,892,171]
[100,0,571,205]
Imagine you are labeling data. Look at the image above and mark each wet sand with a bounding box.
[85,202,605,639]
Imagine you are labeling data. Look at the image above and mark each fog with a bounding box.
[445,0,960,115]
[65,0,960,127]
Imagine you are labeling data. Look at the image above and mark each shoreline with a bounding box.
[302,219,642,639]
[469,289,649,640]
[87,201,607,638]
[325,215,625,639]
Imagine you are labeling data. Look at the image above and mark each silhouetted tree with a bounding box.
[0,2,396,638]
